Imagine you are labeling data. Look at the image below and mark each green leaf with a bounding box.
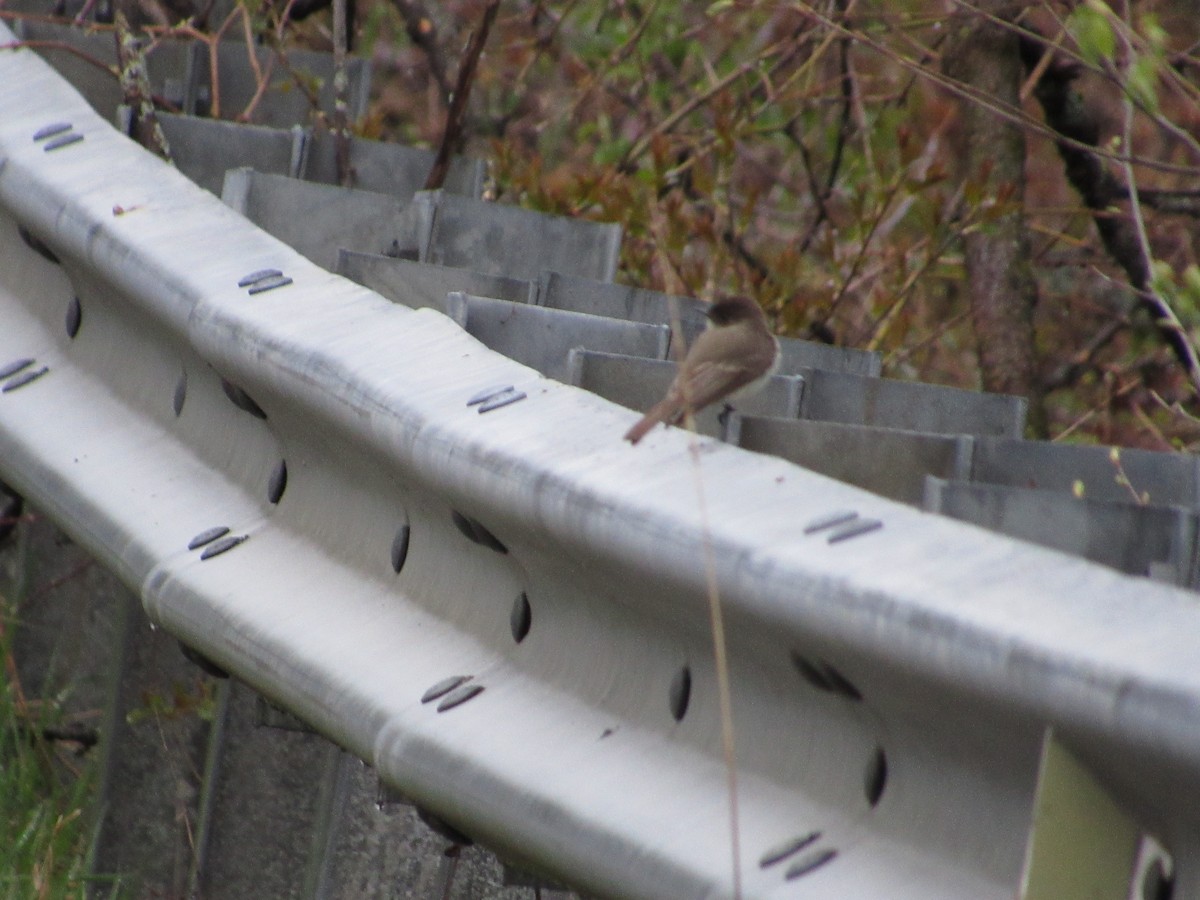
[1150,259,1176,297]
[593,136,632,167]
[663,36,689,70]
[1127,54,1160,114]
[1183,264,1200,298]
[1179,265,1200,321]
[1140,13,1167,51]
[1068,3,1116,66]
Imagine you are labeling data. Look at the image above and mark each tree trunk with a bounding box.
[946,8,1046,437]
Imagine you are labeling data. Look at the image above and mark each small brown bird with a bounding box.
[624,295,780,444]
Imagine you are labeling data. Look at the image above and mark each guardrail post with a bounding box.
[189,678,337,897]
[93,588,212,896]
[1,508,212,897]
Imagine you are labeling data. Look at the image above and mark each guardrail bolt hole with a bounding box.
[785,848,837,881]
[790,652,862,702]
[221,378,267,419]
[17,224,60,264]
[65,297,82,338]
[391,524,410,573]
[173,370,187,416]
[188,526,229,550]
[2,365,49,393]
[436,683,484,712]
[0,483,24,547]
[0,358,33,381]
[451,510,475,541]
[450,510,508,554]
[510,592,531,643]
[865,746,887,807]
[758,831,820,869]
[200,534,248,560]
[267,460,287,504]
[669,666,691,722]
[178,641,229,678]
[1142,855,1175,900]
[421,675,472,704]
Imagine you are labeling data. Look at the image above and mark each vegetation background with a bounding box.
[343,0,1200,448]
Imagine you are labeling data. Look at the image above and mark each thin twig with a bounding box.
[958,0,1200,163]
[562,0,663,135]
[1115,8,1200,396]
[1150,388,1200,429]
[865,229,964,352]
[424,0,500,191]
[1042,316,1126,392]
[823,176,904,320]
[648,203,689,298]
[793,0,855,255]
[391,0,453,106]
[687,443,743,900]
[619,40,794,169]
[23,559,96,607]
[791,0,1200,178]
[331,0,353,186]
[114,12,171,159]
[0,39,117,78]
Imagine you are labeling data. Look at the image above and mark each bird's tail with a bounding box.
[624,399,682,445]
[623,414,659,445]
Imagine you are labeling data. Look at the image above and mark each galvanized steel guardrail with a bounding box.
[1,21,1198,899]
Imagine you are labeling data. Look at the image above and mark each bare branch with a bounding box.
[0,37,118,78]
[331,0,353,186]
[1021,24,1200,396]
[792,0,1200,178]
[424,0,500,191]
[114,12,171,159]
[391,0,452,106]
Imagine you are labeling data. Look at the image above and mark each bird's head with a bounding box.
[705,295,766,327]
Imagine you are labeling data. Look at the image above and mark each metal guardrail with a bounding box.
[2,20,1199,900]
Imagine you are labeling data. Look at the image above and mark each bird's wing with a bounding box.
[670,359,758,420]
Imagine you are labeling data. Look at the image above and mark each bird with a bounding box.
[624,295,780,445]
